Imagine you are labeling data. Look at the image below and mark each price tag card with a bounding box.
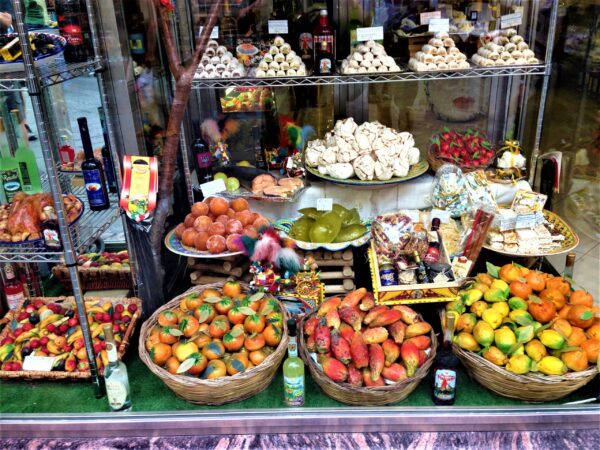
[23,355,56,372]
[431,209,452,223]
[199,26,219,39]
[356,26,384,42]
[316,198,333,211]
[420,11,441,25]
[428,18,450,33]
[501,12,522,29]
[268,20,288,35]
[200,179,227,198]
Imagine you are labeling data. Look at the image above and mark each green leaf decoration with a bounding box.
[248,292,265,303]
[177,357,196,374]
[168,328,183,337]
[197,310,210,324]
[239,307,257,316]
[486,262,500,278]
[203,296,222,304]
[580,311,593,321]
[229,327,244,338]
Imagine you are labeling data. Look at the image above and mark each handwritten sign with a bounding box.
[200,179,226,198]
[356,26,384,42]
[428,18,450,33]
[316,198,333,211]
[268,20,288,35]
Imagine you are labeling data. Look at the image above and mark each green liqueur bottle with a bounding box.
[283,318,305,406]
[0,118,22,202]
[12,111,42,194]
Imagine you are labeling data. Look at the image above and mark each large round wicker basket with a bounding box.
[298,308,437,406]
[139,283,288,405]
[453,344,598,402]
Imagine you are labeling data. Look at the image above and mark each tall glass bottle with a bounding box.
[11,110,42,194]
[283,318,305,406]
[98,107,118,193]
[314,40,333,75]
[563,253,576,278]
[2,263,26,311]
[432,312,459,405]
[78,117,110,211]
[313,9,335,63]
[194,137,213,185]
[103,324,132,412]
[295,5,314,71]
[55,0,91,63]
[220,0,239,51]
[41,206,62,251]
[0,118,22,202]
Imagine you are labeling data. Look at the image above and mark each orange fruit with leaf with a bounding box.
[158,310,178,327]
[569,290,593,307]
[244,314,266,334]
[202,340,225,360]
[525,271,546,292]
[150,342,172,366]
[567,305,594,329]
[164,356,180,374]
[214,297,233,315]
[193,332,212,349]
[499,264,522,283]
[509,280,532,300]
[263,324,282,347]
[180,315,200,338]
[208,315,231,339]
[223,328,245,352]
[223,281,242,298]
[159,326,180,344]
[527,295,556,324]
[185,353,207,376]
[244,333,266,352]
[203,360,226,379]
[540,288,566,310]
[195,303,216,324]
[545,276,570,296]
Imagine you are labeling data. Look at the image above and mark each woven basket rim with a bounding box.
[453,344,598,383]
[0,296,142,380]
[138,282,288,387]
[299,307,437,396]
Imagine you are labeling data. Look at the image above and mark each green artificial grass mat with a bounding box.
[1,344,598,414]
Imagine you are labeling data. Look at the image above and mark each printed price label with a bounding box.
[431,209,452,223]
[428,18,450,33]
[199,26,219,39]
[268,20,289,35]
[23,355,56,372]
[316,198,333,211]
[501,12,522,28]
[200,179,227,198]
[420,11,441,25]
[356,26,384,42]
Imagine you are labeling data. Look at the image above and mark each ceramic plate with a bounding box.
[306,159,429,188]
[164,229,243,259]
[483,210,579,257]
[274,218,371,251]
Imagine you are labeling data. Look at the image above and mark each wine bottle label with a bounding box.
[299,32,313,58]
[43,229,61,248]
[1,169,22,201]
[106,342,118,363]
[433,368,456,401]
[61,24,84,46]
[105,379,128,410]
[313,35,334,57]
[196,151,212,169]
[287,337,298,358]
[83,169,108,207]
[318,58,332,74]
[284,375,304,406]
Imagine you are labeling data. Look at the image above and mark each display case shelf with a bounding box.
[191,64,547,89]
[0,189,120,263]
[0,58,102,92]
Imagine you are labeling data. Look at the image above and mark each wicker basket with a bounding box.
[0,296,142,380]
[299,308,437,406]
[52,265,133,291]
[453,344,598,402]
[138,283,288,405]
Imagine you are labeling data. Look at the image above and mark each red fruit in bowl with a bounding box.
[68,317,78,327]
[17,312,29,321]
[14,328,23,337]
[102,313,112,323]
[113,312,122,321]
[127,304,138,314]
[113,324,120,333]
[39,336,49,346]
[93,343,102,354]
[59,323,69,333]
[114,304,124,313]
[122,316,131,323]
[33,300,45,310]
[23,323,33,332]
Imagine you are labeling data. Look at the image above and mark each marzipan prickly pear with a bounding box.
[305,334,316,352]
[538,329,566,350]
[317,297,341,316]
[314,319,331,354]
[382,339,400,367]
[455,332,481,352]
[405,335,431,351]
[382,363,407,382]
[418,350,428,367]
[321,356,348,382]
[363,327,389,344]
[505,354,532,375]
[525,339,547,362]
[362,368,385,387]
[363,306,389,325]
[331,330,351,364]
[369,343,385,380]
[405,322,432,338]
[456,313,477,333]
[400,340,420,377]
[339,322,355,343]
[359,294,375,312]
[388,320,406,344]
[494,328,516,354]
[339,288,367,309]
[347,362,363,386]
[473,321,495,347]
[339,306,362,331]
[326,309,341,330]
[392,305,419,324]
[368,309,402,328]
[303,316,319,336]
[350,331,369,369]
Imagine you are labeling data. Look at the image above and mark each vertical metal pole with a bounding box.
[529,0,559,185]
[11,0,103,398]
[83,0,140,294]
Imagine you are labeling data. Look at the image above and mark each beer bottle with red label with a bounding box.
[56,0,91,63]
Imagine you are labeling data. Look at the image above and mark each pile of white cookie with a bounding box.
[340,40,401,74]
[408,32,470,72]
[305,118,420,181]
[255,36,307,78]
[194,40,246,79]
[471,28,539,67]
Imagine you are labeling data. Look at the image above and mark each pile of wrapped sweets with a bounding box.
[472,29,539,67]
[340,40,401,74]
[255,36,307,78]
[408,32,470,72]
[194,40,246,79]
